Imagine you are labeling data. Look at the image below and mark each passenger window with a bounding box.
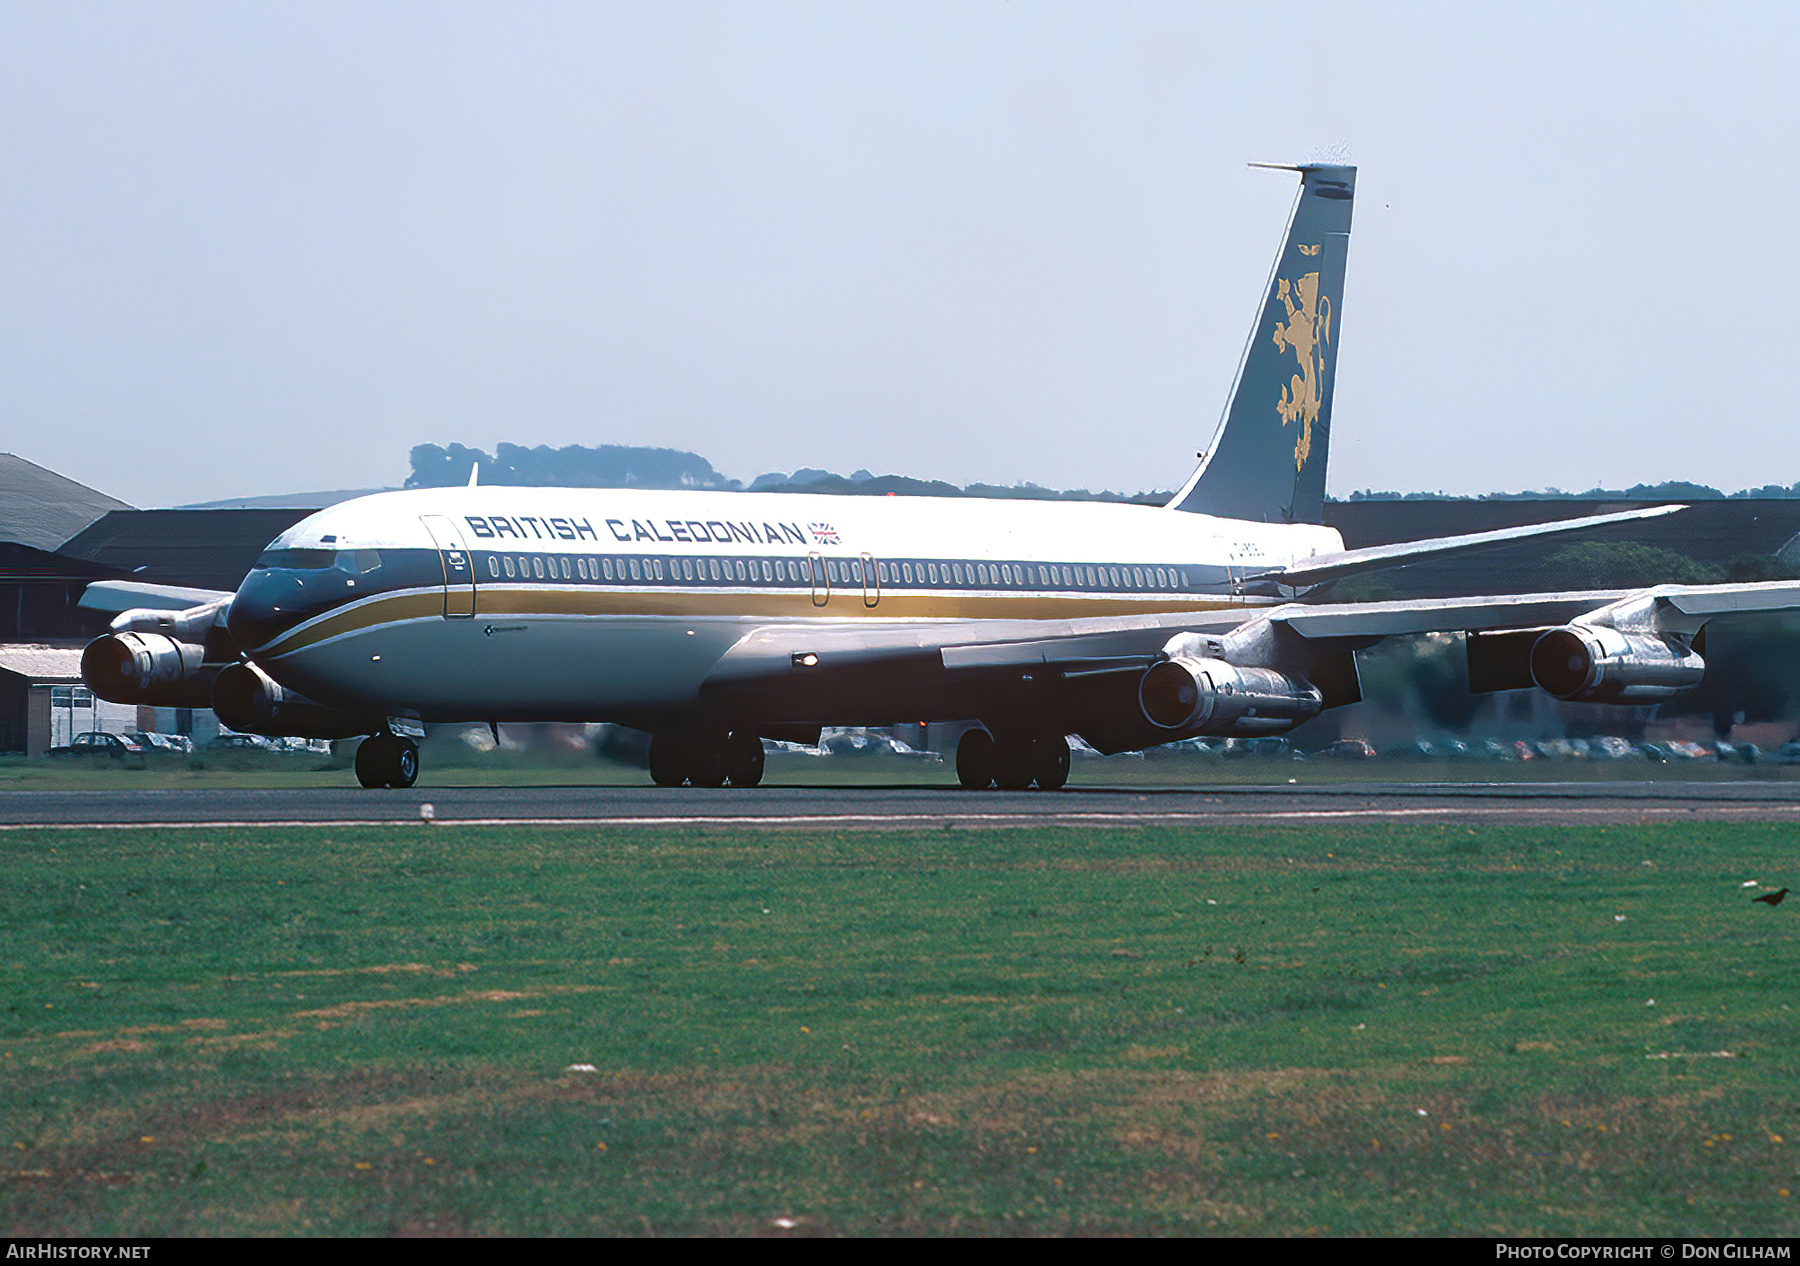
[503,556,516,578]
[488,557,501,578]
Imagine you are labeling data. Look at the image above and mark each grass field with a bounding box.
[4,818,1800,1235]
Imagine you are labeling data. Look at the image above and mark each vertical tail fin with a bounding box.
[1169,163,1355,524]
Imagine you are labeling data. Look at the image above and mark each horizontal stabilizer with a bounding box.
[1250,504,1687,588]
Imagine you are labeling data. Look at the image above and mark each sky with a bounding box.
[1,1,1795,508]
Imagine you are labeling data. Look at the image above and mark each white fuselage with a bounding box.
[230,486,1342,725]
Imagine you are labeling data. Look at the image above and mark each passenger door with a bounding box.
[419,515,477,618]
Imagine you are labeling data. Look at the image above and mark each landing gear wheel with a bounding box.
[992,735,1034,790]
[687,733,728,788]
[391,738,419,788]
[648,726,733,787]
[723,730,765,787]
[956,728,995,790]
[1030,734,1070,791]
[355,735,390,788]
[355,734,419,789]
[648,730,688,787]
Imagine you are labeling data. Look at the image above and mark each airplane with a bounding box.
[75,163,1800,790]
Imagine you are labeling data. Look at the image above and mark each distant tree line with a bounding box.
[410,442,1800,507]
[405,443,1167,503]
[406,443,740,491]
[1344,480,1800,501]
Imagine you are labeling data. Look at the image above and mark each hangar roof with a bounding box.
[58,509,314,591]
[0,643,86,684]
[0,454,132,552]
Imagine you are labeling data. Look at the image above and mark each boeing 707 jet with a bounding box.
[77,165,1800,788]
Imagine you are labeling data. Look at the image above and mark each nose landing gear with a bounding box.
[355,732,419,789]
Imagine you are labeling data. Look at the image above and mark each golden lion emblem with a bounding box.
[1272,260,1332,471]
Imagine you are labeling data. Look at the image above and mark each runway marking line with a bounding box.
[5,804,1800,830]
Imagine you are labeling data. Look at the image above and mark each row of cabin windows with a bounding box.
[479,552,1192,592]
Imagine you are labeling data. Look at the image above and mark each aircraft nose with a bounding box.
[227,568,309,651]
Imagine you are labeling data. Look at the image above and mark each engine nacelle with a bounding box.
[1138,656,1324,736]
[81,632,216,708]
[1528,625,1705,703]
[211,662,378,739]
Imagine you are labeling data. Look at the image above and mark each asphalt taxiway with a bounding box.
[4,781,1800,830]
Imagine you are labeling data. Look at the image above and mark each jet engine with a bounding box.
[211,662,378,739]
[80,631,217,709]
[1528,625,1705,703]
[1137,656,1324,735]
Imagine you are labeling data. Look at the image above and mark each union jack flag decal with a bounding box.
[808,522,840,546]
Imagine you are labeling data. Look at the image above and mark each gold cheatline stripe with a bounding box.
[259,585,1251,656]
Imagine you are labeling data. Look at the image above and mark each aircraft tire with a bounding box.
[955,728,995,790]
[354,734,391,788]
[992,735,1033,790]
[1030,734,1070,791]
[648,730,687,787]
[688,733,728,788]
[354,733,418,789]
[723,730,765,787]
[391,738,419,789]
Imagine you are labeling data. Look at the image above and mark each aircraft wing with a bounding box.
[1247,504,1686,588]
[698,579,1800,746]
[707,580,1800,684]
[79,580,235,614]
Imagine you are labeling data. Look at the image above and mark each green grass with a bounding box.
[4,820,1800,1234]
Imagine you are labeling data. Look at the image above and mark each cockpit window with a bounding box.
[253,548,337,570]
[340,550,382,575]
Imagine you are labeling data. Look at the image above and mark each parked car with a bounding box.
[205,733,277,751]
[48,731,144,758]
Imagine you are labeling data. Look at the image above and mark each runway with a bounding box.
[5,780,1800,829]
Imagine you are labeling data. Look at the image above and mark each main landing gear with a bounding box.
[956,729,1070,791]
[355,732,419,789]
[648,727,765,788]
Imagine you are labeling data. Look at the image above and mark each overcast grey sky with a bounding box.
[2,1,1794,508]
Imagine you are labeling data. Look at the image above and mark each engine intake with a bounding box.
[81,632,215,708]
[1528,625,1705,703]
[211,662,378,739]
[1138,657,1324,735]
